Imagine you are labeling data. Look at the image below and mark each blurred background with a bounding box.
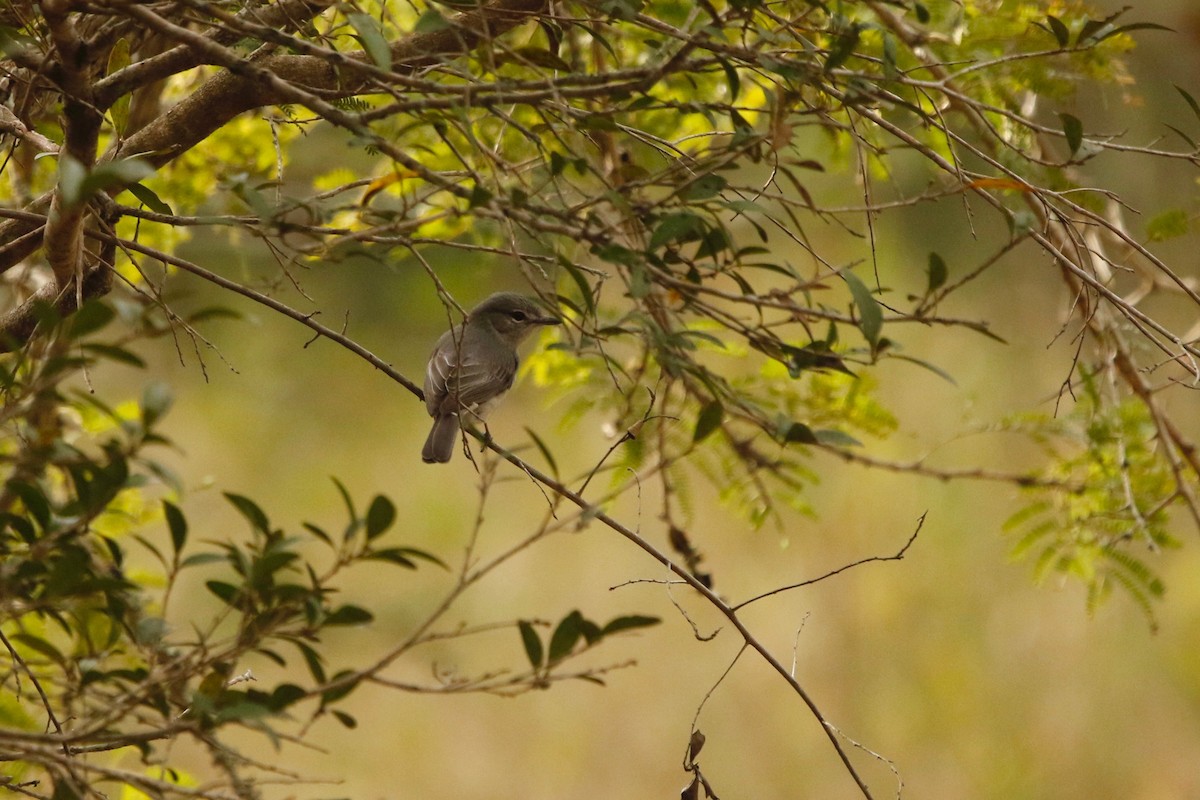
[102,1,1200,797]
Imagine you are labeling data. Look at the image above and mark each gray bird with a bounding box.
[422,292,562,463]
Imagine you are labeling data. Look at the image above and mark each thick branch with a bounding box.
[0,0,547,277]
[93,0,339,108]
[109,0,546,167]
[39,0,103,288]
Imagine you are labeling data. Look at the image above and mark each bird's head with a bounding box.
[469,292,562,345]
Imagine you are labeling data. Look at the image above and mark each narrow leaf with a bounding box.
[126,182,173,214]
[693,401,724,443]
[548,610,585,664]
[1045,15,1070,47]
[683,174,727,201]
[163,500,187,558]
[1175,84,1200,124]
[57,154,87,208]
[107,38,131,136]
[413,8,449,33]
[1094,22,1173,45]
[649,212,704,250]
[813,429,862,447]
[1059,113,1083,156]
[779,421,818,445]
[842,271,882,346]
[927,251,948,293]
[224,493,270,534]
[523,426,559,477]
[600,614,660,636]
[558,257,595,314]
[518,620,544,669]
[347,12,391,70]
[325,604,374,626]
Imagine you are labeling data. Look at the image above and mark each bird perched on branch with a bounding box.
[422,292,562,463]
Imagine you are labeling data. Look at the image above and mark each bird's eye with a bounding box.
[510,311,528,322]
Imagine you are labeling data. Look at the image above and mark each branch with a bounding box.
[0,0,548,276]
[105,0,546,170]
[38,0,104,289]
[733,513,925,611]
[476,436,879,799]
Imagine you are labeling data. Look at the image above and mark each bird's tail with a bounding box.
[422,413,459,463]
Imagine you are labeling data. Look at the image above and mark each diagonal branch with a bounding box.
[0,0,547,277]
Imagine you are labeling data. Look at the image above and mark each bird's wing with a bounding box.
[453,352,517,408]
[424,330,458,415]
[425,331,517,415]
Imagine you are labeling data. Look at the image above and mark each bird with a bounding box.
[422,292,562,463]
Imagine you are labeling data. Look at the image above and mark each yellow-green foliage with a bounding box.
[1004,375,1181,628]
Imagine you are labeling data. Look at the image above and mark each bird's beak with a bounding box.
[535,312,562,326]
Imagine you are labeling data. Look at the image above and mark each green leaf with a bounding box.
[269,684,306,711]
[781,342,855,377]
[68,299,116,338]
[57,154,87,208]
[600,614,660,636]
[331,477,360,541]
[142,381,173,426]
[523,426,559,477]
[1090,21,1173,45]
[518,620,544,669]
[649,212,704,250]
[693,401,723,443]
[126,182,173,214]
[1075,16,1109,46]
[332,710,357,728]
[468,183,493,208]
[1175,84,1200,125]
[1045,15,1070,48]
[295,640,327,684]
[163,500,187,557]
[8,481,50,530]
[347,12,391,70]
[179,552,227,568]
[683,174,727,201]
[1059,113,1083,156]
[1146,209,1189,242]
[206,580,240,605]
[779,420,818,445]
[842,271,882,347]
[881,32,899,80]
[325,604,374,626]
[51,777,82,800]
[79,158,155,207]
[927,252,948,293]
[509,46,571,71]
[548,610,585,664]
[107,38,132,136]
[225,493,270,534]
[364,494,396,540]
[823,22,862,73]
[813,429,861,447]
[889,354,957,385]
[321,670,360,705]
[413,8,450,33]
[558,257,595,314]
[82,343,145,368]
[368,546,447,570]
[10,633,68,668]
[718,57,740,103]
